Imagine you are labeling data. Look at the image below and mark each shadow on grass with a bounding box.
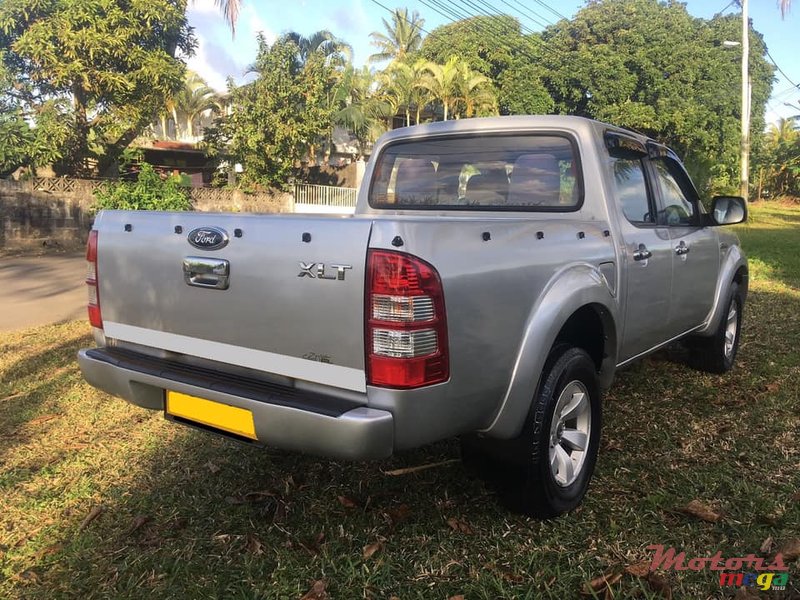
[1,287,796,599]
[0,332,92,461]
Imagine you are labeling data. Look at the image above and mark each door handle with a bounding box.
[675,242,690,256]
[183,257,230,290]
[633,244,652,262]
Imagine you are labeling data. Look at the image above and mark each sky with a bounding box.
[186,0,800,125]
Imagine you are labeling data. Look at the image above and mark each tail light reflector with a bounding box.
[86,230,103,329]
[366,250,448,388]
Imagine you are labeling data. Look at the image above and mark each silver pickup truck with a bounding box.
[78,116,748,517]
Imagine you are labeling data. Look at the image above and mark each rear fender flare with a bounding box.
[480,263,618,439]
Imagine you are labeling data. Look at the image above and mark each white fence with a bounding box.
[293,183,357,214]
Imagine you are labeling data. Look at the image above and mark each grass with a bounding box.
[1,202,799,599]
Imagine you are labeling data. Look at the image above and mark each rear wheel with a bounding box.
[463,345,601,518]
[687,282,743,374]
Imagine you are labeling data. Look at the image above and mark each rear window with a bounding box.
[369,134,582,211]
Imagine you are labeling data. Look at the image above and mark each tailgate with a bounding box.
[94,211,372,392]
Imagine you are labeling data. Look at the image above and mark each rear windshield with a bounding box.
[369,134,582,211]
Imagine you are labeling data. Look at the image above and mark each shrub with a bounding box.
[93,164,192,211]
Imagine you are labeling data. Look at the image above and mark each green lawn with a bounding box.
[1,202,798,599]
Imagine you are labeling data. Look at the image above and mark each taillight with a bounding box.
[86,230,103,329]
[366,249,448,388]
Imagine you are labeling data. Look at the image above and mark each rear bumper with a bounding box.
[77,348,394,460]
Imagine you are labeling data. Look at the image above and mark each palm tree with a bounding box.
[368,8,425,64]
[172,72,221,139]
[334,66,393,157]
[458,68,497,118]
[286,30,353,67]
[419,57,462,121]
[214,0,240,34]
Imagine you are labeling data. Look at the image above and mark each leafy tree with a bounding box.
[204,34,335,188]
[369,8,425,64]
[539,0,773,194]
[94,163,191,211]
[0,0,194,175]
[754,117,800,197]
[333,65,393,157]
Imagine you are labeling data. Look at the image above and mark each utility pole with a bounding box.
[740,0,750,200]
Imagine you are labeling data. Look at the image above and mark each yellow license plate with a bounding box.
[166,391,257,440]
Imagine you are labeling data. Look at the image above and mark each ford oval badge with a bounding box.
[187,227,229,251]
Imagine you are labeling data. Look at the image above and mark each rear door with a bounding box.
[95,211,372,392]
[606,135,674,361]
[650,154,719,335]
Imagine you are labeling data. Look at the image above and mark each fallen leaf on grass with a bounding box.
[447,596,465,600]
[124,515,151,537]
[363,541,382,559]
[299,580,328,600]
[34,543,63,559]
[205,461,220,474]
[385,504,411,526]
[624,561,651,578]
[78,504,104,530]
[679,499,721,523]
[646,573,672,599]
[382,459,459,476]
[779,538,800,561]
[14,570,40,584]
[245,534,264,555]
[226,490,276,505]
[760,536,774,554]
[733,587,761,600]
[299,532,326,556]
[28,414,58,426]
[337,495,358,509]
[446,517,473,534]
[581,571,622,596]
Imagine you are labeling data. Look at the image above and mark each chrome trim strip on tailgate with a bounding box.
[103,321,367,393]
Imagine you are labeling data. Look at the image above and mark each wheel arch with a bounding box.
[480,264,618,439]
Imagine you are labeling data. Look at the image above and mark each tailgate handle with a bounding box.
[183,257,230,290]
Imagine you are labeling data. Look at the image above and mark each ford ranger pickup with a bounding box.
[78,116,748,517]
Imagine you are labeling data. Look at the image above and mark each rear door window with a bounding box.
[369,134,582,211]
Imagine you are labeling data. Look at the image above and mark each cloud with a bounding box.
[186,3,275,91]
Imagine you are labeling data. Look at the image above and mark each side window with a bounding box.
[653,159,696,226]
[611,158,653,225]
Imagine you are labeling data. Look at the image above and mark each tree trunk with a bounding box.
[405,108,410,127]
[443,102,448,121]
[172,107,180,139]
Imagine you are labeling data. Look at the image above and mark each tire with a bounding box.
[463,345,602,518]
[687,283,743,374]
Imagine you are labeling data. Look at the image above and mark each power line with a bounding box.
[765,48,799,90]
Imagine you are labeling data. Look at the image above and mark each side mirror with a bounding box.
[710,195,747,226]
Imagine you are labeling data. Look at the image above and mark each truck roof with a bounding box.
[377,115,652,146]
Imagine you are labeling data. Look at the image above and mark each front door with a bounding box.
[650,157,719,335]
[608,152,674,362]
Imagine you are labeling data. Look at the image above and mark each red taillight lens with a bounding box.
[86,230,103,329]
[366,250,448,388]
